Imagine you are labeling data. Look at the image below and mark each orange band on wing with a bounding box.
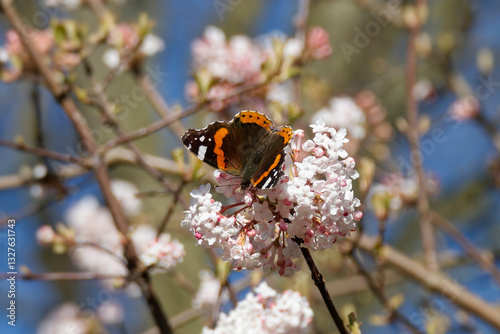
[252,153,281,186]
[238,111,272,129]
[214,127,229,169]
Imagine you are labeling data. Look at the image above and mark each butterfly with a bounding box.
[182,110,293,189]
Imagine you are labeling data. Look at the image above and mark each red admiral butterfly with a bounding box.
[182,111,293,189]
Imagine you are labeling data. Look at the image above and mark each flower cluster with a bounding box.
[368,172,439,220]
[102,23,165,69]
[0,29,55,82]
[202,282,313,334]
[36,180,184,285]
[182,120,362,276]
[186,26,332,112]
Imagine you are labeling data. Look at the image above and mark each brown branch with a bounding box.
[0,2,171,333]
[0,139,88,166]
[404,0,438,272]
[0,271,127,281]
[82,60,181,198]
[0,147,180,191]
[347,251,424,334]
[100,80,274,151]
[134,69,187,139]
[293,237,348,334]
[351,234,500,330]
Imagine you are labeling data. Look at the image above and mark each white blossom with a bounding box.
[312,97,367,140]
[202,282,313,334]
[37,303,104,334]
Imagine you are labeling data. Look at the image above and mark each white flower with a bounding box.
[110,179,142,216]
[192,270,228,310]
[65,196,127,281]
[96,301,124,325]
[36,225,56,245]
[266,82,293,105]
[102,48,120,69]
[312,97,367,140]
[283,38,303,58]
[139,234,185,271]
[0,47,8,63]
[37,303,102,334]
[191,26,265,85]
[43,0,81,10]
[202,282,313,334]
[140,34,165,56]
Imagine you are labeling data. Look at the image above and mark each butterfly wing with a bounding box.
[230,111,293,189]
[251,126,293,189]
[182,121,242,175]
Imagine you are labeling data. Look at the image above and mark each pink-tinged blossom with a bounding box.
[36,225,56,245]
[369,173,439,217]
[130,224,185,272]
[191,26,265,85]
[187,26,266,111]
[448,96,480,121]
[182,119,362,276]
[306,26,332,60]
[62,186,182,284]
[37,303,104,334]
[202,282,313,334]
[138,233,185,272]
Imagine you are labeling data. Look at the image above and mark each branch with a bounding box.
[100,80,274,151]
[404,0,438,272]
[293,237,348,334]
[431,211,500,285]
[0,147,180,191]
[0,2,172,332]
[351,234,500,330]
[0,271,126,281]
[0,139,88,166]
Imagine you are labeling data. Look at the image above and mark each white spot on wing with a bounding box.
[197,145,207,160]
[262,177,273,189]
[200,136,205,142]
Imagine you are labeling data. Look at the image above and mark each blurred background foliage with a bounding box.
[1,0,500,333]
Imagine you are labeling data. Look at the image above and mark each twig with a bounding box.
[431,211,500,285]
[1,271,127,281]
[0,147,180,191]
[156,180,186,237]
[0,139,88,166]
[133,69,187,139]
[404,0,438,272]
[82,59,181,200]
[100,80,274,151]
[293,237,348,334]
[347,251,424,334]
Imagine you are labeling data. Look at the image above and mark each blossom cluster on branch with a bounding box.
[182,120,362,276]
